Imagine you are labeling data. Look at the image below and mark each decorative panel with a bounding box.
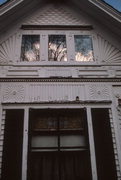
[88,84,110,100]
[28,83,85,102]
[1,82,112,103]
[113,87,121,101]
[0,33,19,64]
[23,5,89,26]
[97,35,121,64]
[46,68,72,77]
[3,84,25,103]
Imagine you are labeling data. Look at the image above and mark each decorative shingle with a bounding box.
[23,4,89,26]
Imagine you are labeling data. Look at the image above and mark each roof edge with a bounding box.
[0,0,24,16]
[88,0,121,23]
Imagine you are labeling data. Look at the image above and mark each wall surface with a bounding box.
[0,2,121,180]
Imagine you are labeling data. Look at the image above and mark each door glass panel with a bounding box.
[32,136,58,148]
[60,135,86,147]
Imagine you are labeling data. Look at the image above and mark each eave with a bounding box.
[0,0,24,16]
[88,0,121,23]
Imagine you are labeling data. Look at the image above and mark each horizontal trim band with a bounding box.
[0,78,121,82]
[21,25,93,30]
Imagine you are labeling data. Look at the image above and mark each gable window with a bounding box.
[21,35,40,61]
[20,31,95,62]
[74,35,93,62]
[48,35,67,61]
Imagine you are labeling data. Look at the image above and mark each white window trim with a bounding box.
[16,30,97,66]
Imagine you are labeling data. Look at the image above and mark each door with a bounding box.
[27,109,92,180]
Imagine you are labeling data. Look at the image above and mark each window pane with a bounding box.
[48,35,67,61]
[32,136,58,148]
[59,116,84,130]
[32,117,57,131]
[74,35,94,62]
[21,35,40,61]
[60,135,86,147]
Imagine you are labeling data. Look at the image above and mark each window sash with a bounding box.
[20,32,94,62]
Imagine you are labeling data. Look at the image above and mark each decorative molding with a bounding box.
[97,35,121,64]
[88,84,110,100]
[46,68,72,78]
[28,83,85,102]
[0,82,113,103]
[21,25,93,30]
[0,33,18,64]
[3,84,25,102]
[2,100,112,105]
[0,78,121,83]
[113,86,121,101]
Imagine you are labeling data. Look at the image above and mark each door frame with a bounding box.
[1,103,114,180]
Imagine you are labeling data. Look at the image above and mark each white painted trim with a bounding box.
[111,103,121,174]
[0,105,2,135]
[2,103,112,110]
[87,107,98,180]
[22,107,29,180]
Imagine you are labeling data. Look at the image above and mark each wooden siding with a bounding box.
[109,109,121,179]
[0,109,5,178]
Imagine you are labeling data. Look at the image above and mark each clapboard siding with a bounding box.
[109,109,121,179]
[0,109,5,178]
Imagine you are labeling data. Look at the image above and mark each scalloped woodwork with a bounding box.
[3,84,25,102]
[23,5,89,26]
[89,84,110,100]
[97,35,121,64]
[0,33,18,64]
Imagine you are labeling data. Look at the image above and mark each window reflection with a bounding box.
[74,35,94,62]
[48,35,67,61]
[21,35,40,61]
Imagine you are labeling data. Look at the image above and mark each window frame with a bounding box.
[29,109,87,152]
[18,30,97,65]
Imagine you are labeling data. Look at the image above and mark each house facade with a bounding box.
[0,0,121,180]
